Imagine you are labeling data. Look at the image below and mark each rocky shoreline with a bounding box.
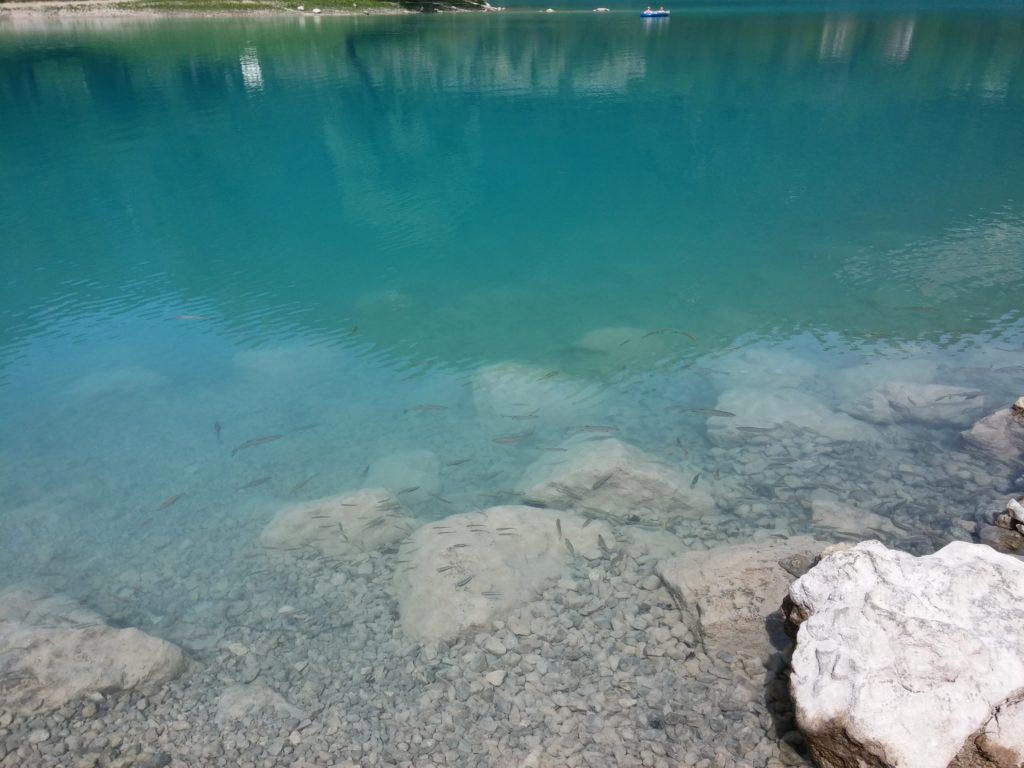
[2,366,1023,766]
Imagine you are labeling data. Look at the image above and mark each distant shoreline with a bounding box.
[0,0,492,19]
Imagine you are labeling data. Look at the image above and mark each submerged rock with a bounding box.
[392,505,615,642]
[214,683,302,725]
[260,488,414,557]
[707,388,880,446]
[519,437,712,525]
[962,398,1024,464]
[571,326,682,366]
[785,540,1024,768]
[0,587,185,713]
[656,536,823,658]
[706,347,818,390]
[841,381,985,427]
[470,361,599,425]
[366,449,440,505]
[809,499,904,539]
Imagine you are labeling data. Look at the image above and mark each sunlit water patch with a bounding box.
[1,8,1023,767]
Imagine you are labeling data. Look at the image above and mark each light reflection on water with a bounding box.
[1,7,1023,766]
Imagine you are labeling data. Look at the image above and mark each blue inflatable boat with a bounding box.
[641,8,669,16]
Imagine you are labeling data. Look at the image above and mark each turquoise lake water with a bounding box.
[1,6,1024,765]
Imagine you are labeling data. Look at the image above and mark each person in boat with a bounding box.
[645,6,652,10]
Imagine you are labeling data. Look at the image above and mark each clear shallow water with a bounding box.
[1,7,1024,766]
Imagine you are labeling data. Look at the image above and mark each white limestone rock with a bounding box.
[214,683,302,724]
[809,499,904,539]
[261,488,414,557]
[962,402,1024,465]
[842,381,985,427]
[0,587,185,713]
[707,388,881,446]
[786,540,1024,768]
[519,437,712,524]
[471,361,600,425]
[656,536,823,658]
[393,506,615,642]
[366,449,440,505]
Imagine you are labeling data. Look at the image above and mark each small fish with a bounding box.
[592,473,613,491]
[437,565,454,573]
[362,517,386,530]
[349,325,359,334]
[493,430,535,445]
[705,409,736,418]
[737,426,773,433]
[643,328,698,341]
[231,434,283,457]
[156,493,185,511]
[398,486,420,495]
[446,458,472,466]
[238,476,271,490]
[214,421,223,443]
[576,425,618,433]
[504,409,540,421]
[496,527,516,531]
[564,538,576,556]
[290,475,316,495]
[407,404,448,413]
[451,543,469,549]
[597,534,610,554]
[582,517,593,528]
[556,518,563,539]
[690,473,700,489]
[456,575,473,587]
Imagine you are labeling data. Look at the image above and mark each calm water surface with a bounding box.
[1,6,1024,764]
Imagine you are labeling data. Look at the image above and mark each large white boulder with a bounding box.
[707,388,881,446]
[366,449,441,505]
[260,488,414,557]
[841,381,985,427]
[962,399,1024,464]
[785,540,1024,768]
[0,587,185,713]
[393,505,616,642]
[656,536,823,658]
[519,438,712,525]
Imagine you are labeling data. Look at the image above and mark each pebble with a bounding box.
[484,670,507,686]
[484,637,507,656]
